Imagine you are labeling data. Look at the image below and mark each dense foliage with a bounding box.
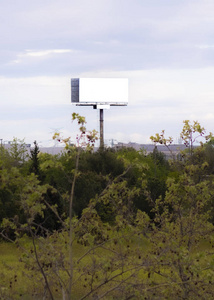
[1,119,214,299]
[0,142,169,227]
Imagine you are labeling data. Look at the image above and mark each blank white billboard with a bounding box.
[71,78,128,105]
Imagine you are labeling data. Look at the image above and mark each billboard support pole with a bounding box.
[100,109,104,149]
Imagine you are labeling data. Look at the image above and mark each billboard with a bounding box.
[71,78,128,106]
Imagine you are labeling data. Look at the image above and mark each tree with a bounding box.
[1,113,99,299]
[8,138,28,168]
[180,120,213,156]
[146,162,214,298]
[29,140,40,176]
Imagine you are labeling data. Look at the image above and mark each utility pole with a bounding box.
[0,139,3,155]
[100,109,104,149]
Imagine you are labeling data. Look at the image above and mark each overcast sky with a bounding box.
[1,0,214,147]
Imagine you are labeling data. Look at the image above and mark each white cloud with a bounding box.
[196,45,214,49]
[11,49,74,64]
[0,76,70,106]
[24,49,73,57]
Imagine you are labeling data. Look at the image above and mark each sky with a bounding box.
[1,0,214,147]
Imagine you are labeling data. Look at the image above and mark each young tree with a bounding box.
[1,113,98,299]
[8,138,28,168]
[180,120,213,156]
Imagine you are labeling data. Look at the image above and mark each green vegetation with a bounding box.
[1,117,214,299]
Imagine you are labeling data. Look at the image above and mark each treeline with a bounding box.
[1,131,214,229]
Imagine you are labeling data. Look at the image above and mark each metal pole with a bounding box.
[0,139,2,157]
[100,109,104,149]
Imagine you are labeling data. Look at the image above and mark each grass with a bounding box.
[0,233,213,300]
[0,242,30,299]
[0,234,150,299]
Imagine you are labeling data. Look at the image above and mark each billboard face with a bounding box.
[71,78,128,105]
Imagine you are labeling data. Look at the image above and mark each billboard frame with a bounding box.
[71,78,128,107]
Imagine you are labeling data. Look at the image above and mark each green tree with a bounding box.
[8,138,28,168]
[180,120,213,156]
[29,140,40,176]
[146,165,214,299]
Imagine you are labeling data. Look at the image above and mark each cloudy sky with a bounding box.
[1,0,214,147]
